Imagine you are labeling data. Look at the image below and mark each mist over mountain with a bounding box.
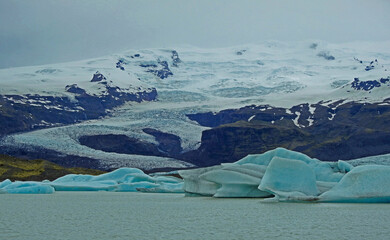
[1,0,389,68]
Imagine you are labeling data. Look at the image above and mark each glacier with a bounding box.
[1,41,390,170]
[2,148,390,203]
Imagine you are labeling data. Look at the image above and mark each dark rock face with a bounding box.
[0,94,87,135]
[184,100,390,166]
[354,58,383,71]
[78,129,183,158]
[236,50,246,55]
[140,60,173,79]
[0,73,157,136]
[90,71,107,82]
[365,59,378,71]
[0,154,105,181]
[309,43,318,49]
[140,63,158,68]
[65,84,87,95]
[351,77,389,91]
[317,51,335,60]
[0,146,104,170]
[143,128,183,156]
[380,77,390,84]
[187,105,294,128]
[116,59,125,71]
[79,134,164,156]
[171,50,181,67]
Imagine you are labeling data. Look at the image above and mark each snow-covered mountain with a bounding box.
[1,41,389,170]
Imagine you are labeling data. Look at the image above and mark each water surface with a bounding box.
[1,192,389,239]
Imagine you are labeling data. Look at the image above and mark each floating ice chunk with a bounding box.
[337,160,354,173]
[179,165,223,196]
[52,174,95,183]
[0,179,12,188]
[2,181,54,194]
[180,148,353,198]
[179,163,271,197]
[259,157,319,199]
[137,182,185,193]
[154,176,183,184]
[235,147,314,166]
[51,167,183,192]
[320,165,390,203]
[238,148,344,182]
[221,163,267,179]
[115,182,160,192]
[51,180,118,191]
[122,173,155,184]
[53,168,145,184]
[93,168,145,182]
[311,161,344,182]
[201,169,271,198]
[316,181,337,194]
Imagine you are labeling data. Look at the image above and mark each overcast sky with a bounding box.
[0,0,389,68]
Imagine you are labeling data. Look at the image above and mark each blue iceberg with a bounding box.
[0,181,54,194]
[259,157,319,199]
[50,168,184,193]
[179,148,390,203]
[2,148,390,202]
[319,165,390,203]
[0,168,184,194]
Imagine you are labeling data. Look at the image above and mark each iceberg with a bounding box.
[0,179,12,189]
[51,168,184,193]
[178,164,271,198]
[2,148,390,202]
[179,148,390,202]
[179,166,222,196]
[179,148,348,199]
[0,167,184,194]
[236,147,344,182]
[319,165,390,203]
[1,181,54,194]
[259,157,319,199]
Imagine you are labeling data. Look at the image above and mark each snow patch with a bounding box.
[292,111,302,128]
[248,115,256,122]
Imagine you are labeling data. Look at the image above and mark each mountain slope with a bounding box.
[1,41,390,170]
[0,154,105,181]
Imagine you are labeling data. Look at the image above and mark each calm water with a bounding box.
[1,192,390,240]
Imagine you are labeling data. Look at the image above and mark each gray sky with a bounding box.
[0,0,389,68]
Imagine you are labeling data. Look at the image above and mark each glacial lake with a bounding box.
[1,192,390,240]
